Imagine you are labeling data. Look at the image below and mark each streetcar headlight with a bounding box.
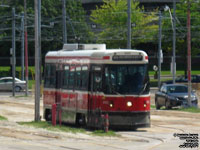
[109,103,113,108]
[127,101,132,107]
[144,104,147,108]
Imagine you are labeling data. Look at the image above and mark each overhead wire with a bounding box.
[0,1,200,42]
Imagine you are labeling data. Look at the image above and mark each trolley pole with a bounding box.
[158,11,162,88]
[62,0,67,44]
[12,7,16,97]
[34,0,41,121]
[127,0,131,49]
[187,0,192,107]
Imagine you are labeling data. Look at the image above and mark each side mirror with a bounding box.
[153,65,158,71]
[192,89,196,93]
[95,77,101,83]
[162,90,167,94]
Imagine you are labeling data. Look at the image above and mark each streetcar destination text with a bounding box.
[112,55,143,61]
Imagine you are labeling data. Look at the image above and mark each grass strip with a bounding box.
[0,115,7,120]
[18,121,118,137]
[91,130,119,137]
[18,121,85,134]
[177,107,200,113]
[151,105,200,113]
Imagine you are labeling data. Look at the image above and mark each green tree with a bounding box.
[0,0,94,58]
[90,0,158,49]
[162,0,200,72]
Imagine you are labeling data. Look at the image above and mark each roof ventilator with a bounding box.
[62,44,106,51]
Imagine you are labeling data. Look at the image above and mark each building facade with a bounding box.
[81,0,179,13]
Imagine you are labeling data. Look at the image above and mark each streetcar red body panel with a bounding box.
[99,96,150,112]
[43,44,150,129]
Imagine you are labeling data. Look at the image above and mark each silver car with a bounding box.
[0,77,26,92]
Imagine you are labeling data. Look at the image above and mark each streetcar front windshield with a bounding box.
[104,64,149,95]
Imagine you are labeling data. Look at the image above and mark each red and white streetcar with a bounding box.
[43,44,150,129]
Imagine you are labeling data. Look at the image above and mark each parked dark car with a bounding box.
[155,84,198,109]
[0,77,26,92]
[164,75,200,84]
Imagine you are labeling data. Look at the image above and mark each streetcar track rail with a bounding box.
[119,132,165,143]
[151,124,185,133]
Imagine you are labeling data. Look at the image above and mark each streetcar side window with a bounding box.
[81,66,88,90]
[69,65,75,89]
[44,63,56,88]
[50,65,56,88]
[76,66,81,89]
[44,64,50,87]
[63,65,69,89]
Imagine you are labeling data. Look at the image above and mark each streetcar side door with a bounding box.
[68,65,76,111]
[55,65,62,105]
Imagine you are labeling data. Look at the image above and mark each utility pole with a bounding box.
[21,13,25,81]
[12,7,16,97]
[24,0,29,96]
[158,11,162,88]
[38,0,42,87]
[127,0,131,49]
[187,0,192,107]
[172,0,176,84]
[34,0,41,121]
[62,0,67,44]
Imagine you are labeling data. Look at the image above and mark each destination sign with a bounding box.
[112,55,143,61]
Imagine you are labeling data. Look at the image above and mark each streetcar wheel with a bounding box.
[44,109,51,121]
[76,113,86,127]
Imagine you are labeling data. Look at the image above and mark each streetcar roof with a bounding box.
[45,49,148,58]
[45,44,149,64]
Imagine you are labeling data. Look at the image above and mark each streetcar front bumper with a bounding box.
[103,111,150,129]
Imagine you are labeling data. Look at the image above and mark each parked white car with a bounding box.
[0,77,26,92]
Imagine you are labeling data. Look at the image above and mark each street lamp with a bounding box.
[158,11,162,88]
[164,5,174,29]
[164,3,176,84]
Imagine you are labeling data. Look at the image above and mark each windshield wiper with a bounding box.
[110,86,122,95]
[137,82,148,96]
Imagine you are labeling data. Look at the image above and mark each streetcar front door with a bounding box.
[88,66,102,127]
[90,67,102,111]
